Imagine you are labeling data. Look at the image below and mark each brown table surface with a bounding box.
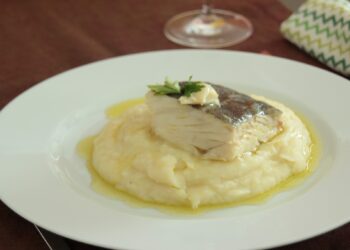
[0,0,349,249]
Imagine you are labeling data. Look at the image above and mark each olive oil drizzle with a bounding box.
[77,98,319,215]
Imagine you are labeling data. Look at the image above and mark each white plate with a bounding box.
[0,50,349,250]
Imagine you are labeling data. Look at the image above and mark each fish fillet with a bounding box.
[146,83,282,161]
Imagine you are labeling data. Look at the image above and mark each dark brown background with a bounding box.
[0,0,349,249]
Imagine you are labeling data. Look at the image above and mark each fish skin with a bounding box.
[171,82,282,126]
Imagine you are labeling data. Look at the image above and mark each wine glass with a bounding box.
[164,0,253,48]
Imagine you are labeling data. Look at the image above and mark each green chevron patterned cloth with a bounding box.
[281,0,350,76]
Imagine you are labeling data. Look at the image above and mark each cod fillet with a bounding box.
[146,83,282,161]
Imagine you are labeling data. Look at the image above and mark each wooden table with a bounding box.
[0,1,349,249]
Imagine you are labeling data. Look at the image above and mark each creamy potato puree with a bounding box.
[93,96,311,208]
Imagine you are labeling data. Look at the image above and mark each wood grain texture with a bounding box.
[0,0,348,249]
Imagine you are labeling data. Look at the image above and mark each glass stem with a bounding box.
[201,0,213,15]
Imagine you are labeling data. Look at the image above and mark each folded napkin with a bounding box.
[281,0,350,77]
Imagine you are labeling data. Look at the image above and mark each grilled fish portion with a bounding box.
[146,83,282,161]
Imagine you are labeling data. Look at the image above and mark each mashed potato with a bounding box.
[93,96,311,208]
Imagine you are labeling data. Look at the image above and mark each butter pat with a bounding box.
[179,83,220,106]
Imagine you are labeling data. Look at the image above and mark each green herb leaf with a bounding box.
[148,77,204,97]
[148,78,180,95]
[182,82,205,97]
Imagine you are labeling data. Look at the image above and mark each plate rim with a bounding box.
[1,49,350,250]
